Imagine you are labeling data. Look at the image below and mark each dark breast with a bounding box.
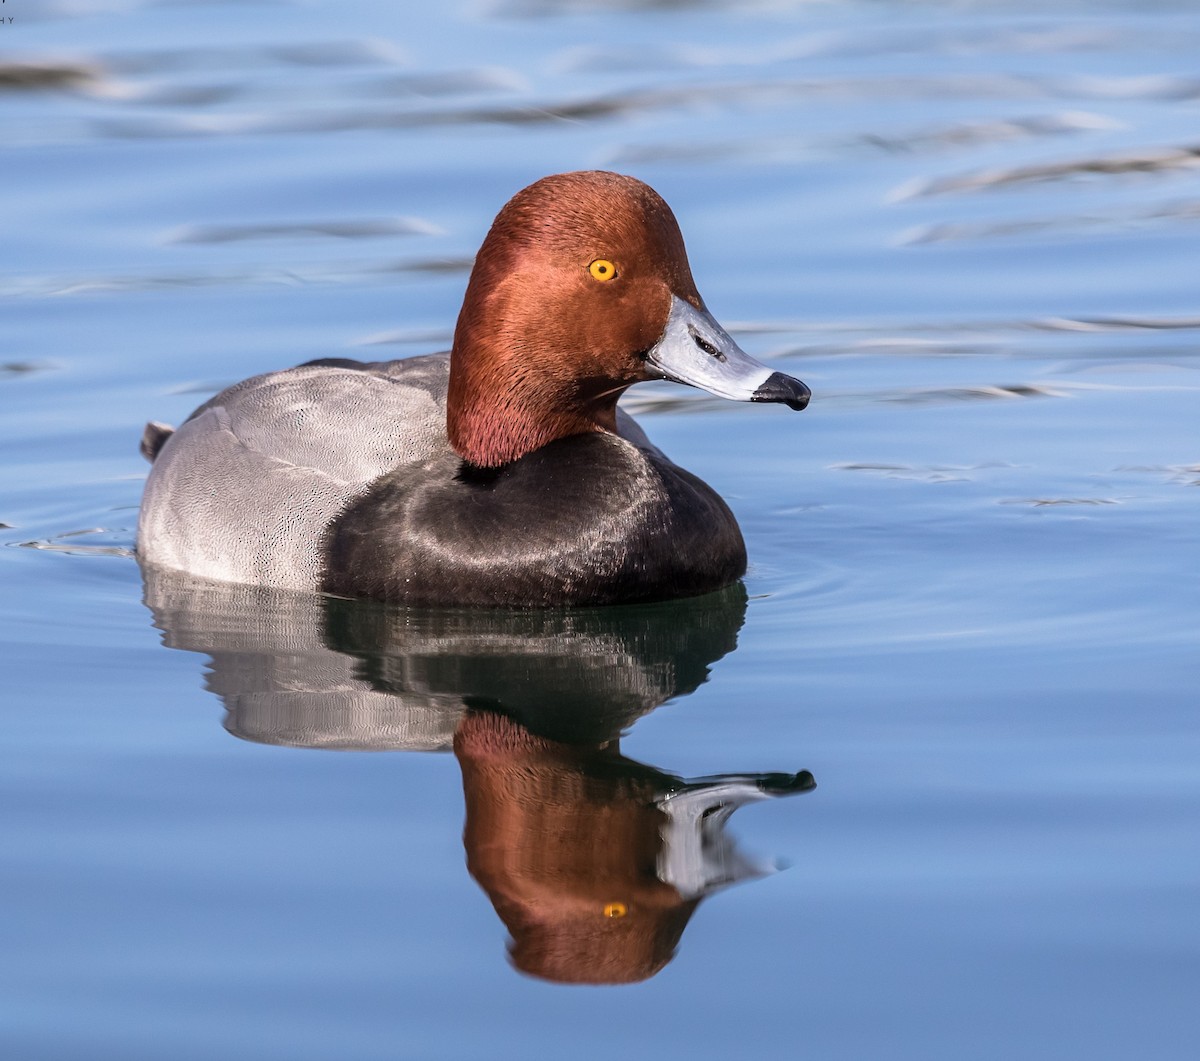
[321,432,746,607]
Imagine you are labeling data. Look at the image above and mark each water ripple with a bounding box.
[881,383,1065,404]
[12,527,135,558]
[0,257,474,298]
[352,327,455,347]
[1032,315,1200,332]
[900,197,1200,244]
[164,217,443,244]
[556,24,1165,71]
[730,314,1200,345]
[2,361,56,377]
[892,143,1200,200]
[0,60,104,93]
[104,40,409,76]
[610,110,1119,166]
[1116,462,1200,486]
[43,71,1198,143]
[1000,497,1121,507]
[831,462,1013,483]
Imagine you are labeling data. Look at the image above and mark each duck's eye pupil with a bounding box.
[589,259,617,282]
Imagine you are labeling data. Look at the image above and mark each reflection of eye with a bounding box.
[603,902,627,918]
[589,259,617,282]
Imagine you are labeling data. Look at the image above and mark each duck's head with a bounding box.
[447,171,810,468]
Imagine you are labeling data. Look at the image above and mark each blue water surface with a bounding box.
[2,1,1199,1058]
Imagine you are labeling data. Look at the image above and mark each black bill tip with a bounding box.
[752,371,811,411]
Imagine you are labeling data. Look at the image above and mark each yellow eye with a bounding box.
[603,902,627,918]
[589,259,617,282]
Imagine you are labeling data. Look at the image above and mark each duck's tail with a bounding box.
[140,420,175,463]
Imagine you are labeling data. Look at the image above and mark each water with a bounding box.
[3,1,1199,1057]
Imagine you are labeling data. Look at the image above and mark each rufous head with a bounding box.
[455,709,699,984]
[448,171,809,468]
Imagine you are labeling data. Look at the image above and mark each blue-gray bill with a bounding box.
[646,295,810,411]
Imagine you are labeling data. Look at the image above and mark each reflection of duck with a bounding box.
[143,566,815,983]
[457,709,813,985]
[137,171,809,607]
[144,565,750,748]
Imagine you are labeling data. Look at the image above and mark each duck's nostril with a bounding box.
[689,328,726,362]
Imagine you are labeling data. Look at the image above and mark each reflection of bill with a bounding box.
[143,566,816,984]
[458,709,813,984]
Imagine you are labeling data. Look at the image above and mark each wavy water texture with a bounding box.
[165,218,444,243]
[0,258,474,298]
[4,4,1200,1058]
[892,144,1200,200]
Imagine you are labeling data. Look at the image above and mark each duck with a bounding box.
[137,171,810,607]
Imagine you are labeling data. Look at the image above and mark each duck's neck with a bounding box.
[446,343,623,469]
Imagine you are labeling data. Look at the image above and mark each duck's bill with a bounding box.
[645,296,810,411]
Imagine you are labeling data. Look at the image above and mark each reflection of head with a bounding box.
[455,710,699,984]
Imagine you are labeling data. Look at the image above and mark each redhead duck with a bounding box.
[137,171,809,607]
